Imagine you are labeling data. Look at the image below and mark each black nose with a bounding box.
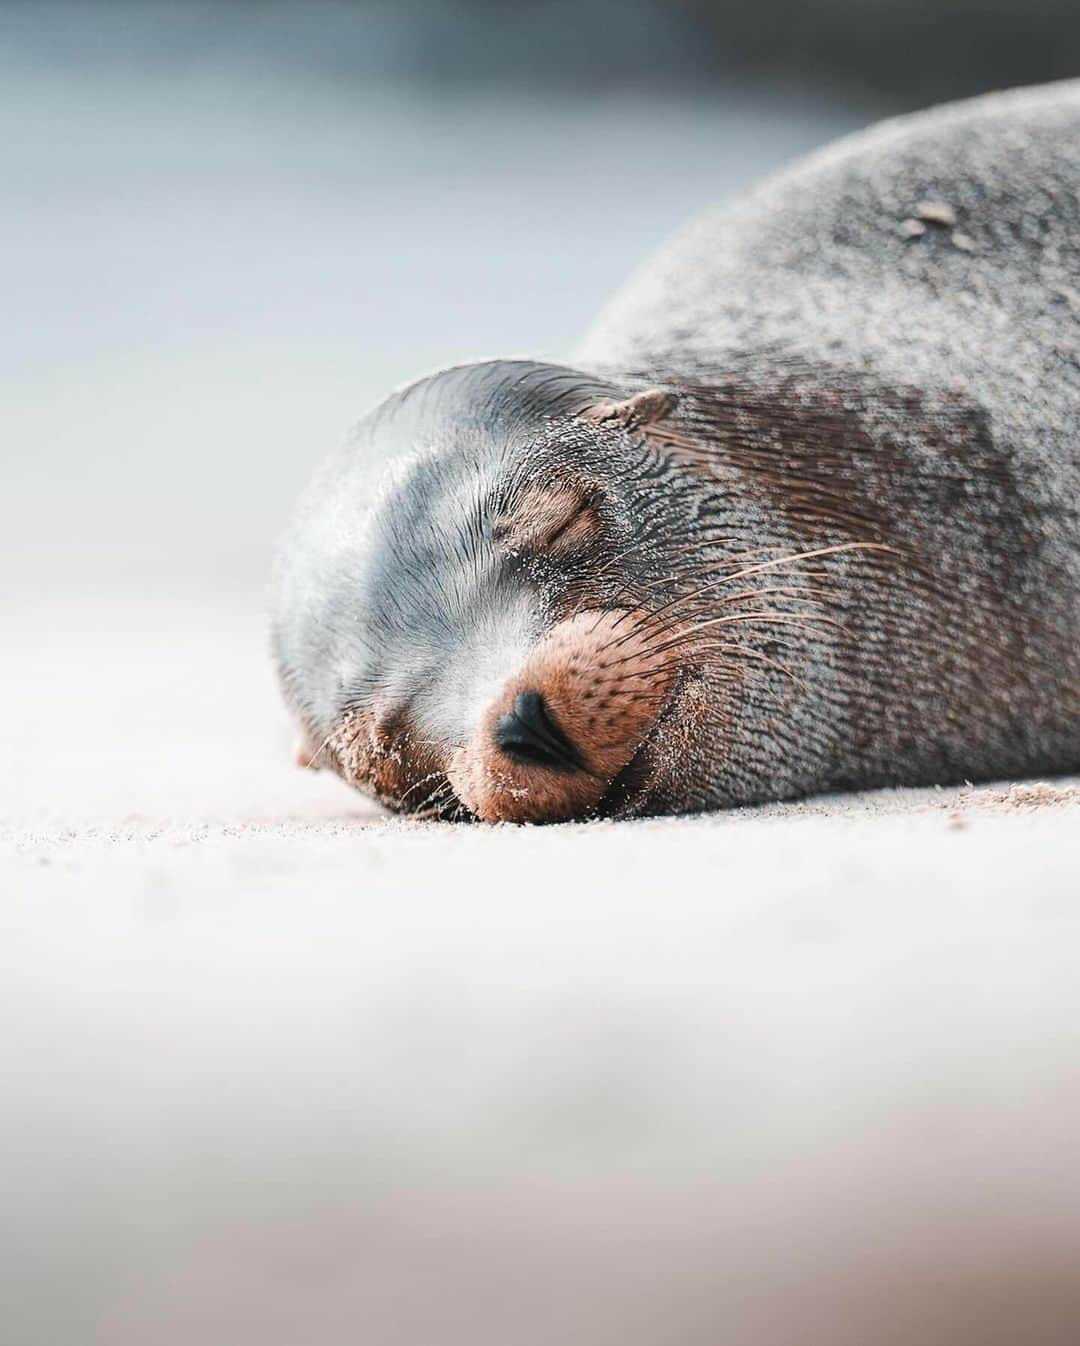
[495,691,582,771]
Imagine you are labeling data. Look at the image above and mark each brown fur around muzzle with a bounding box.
[321,608,685,823]
[448,610,679,823]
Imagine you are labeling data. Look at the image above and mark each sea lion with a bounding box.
[272,80,1080,822]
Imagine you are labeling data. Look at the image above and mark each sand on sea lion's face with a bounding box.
[308,458,708,821]
[273,359,920,822]
[272,362,732,821]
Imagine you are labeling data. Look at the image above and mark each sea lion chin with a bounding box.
[272,80,1080,822]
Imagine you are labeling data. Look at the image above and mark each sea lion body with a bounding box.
[273,81,1080,821]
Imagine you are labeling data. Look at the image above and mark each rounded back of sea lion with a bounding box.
[273,81,1080,821]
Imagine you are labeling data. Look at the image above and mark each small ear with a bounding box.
[580,388,678,430]
[293,736,321,770]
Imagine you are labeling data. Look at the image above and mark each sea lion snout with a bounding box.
[495,691,584,772]
[448,609,679,823]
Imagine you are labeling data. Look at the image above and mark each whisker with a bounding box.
[605,582,841,652]
[409,777,459,820]
[398,768,450,806]
[636,611,851,666]
[607,541,890,647]
[307,724,343,769]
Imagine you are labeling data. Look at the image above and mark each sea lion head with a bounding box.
[272,359,718,822]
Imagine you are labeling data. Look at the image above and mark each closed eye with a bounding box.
[492,479,603,555]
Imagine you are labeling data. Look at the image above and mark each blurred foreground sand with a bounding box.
[3,594,1079,1345]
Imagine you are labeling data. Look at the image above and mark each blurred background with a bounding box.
[5,0,1080,597]
[4,10,1080,1346]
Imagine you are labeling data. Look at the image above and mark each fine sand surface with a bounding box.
[5,40,1079,1345]
[4,593,1080,1346]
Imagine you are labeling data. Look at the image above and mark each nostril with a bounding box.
[495,691,582,772]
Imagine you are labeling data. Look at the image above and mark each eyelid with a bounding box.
[493,481,603,554]
[542,495,598,548]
